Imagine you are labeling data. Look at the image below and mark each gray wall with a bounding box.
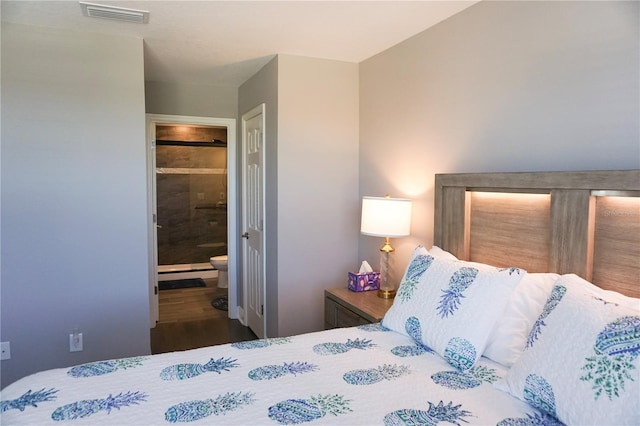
[1,23,150,387]
[238,55,360,337]
[145,81,238,118]
[277,55,359,336]
[358,0,640,281]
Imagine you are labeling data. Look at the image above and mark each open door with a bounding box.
[146,118,160,327]
[241,104,266,338]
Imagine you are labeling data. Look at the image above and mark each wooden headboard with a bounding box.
[433,170,640,298]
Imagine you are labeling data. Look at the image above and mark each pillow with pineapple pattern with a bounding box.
[382,245,526,371]
[495,274,640,425]
[426,246,563,367]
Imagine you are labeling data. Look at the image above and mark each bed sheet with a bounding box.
[1,325,546,425]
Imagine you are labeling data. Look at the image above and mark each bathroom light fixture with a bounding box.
[80,2,149,24]
[361,195,412,299]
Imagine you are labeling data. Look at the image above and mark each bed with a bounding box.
[2,170,639,425]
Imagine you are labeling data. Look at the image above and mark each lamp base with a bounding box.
[377,288,396,299]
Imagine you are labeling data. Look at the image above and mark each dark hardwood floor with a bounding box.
[150,277,257,354]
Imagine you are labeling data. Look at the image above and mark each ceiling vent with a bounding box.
[80,2,149,24]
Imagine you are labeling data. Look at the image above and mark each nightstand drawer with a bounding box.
[325,296,371,328]
[324,288,394,330]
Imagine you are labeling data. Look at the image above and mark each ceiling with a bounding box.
[1,1,477,88]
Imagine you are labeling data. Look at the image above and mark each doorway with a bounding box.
[146,114,237,327]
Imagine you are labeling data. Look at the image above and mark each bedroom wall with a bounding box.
[145,80,238,118]
[276,55,359,336]
[358,0,640,282]
[1,23,150,387]
[238,55,359,337]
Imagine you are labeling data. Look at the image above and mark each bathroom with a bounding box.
[154,124,228,304]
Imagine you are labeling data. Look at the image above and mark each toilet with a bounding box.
[209,255,228,289]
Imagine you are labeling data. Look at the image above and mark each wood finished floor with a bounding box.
[150,278,257,354]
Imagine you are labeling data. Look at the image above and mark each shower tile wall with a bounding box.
[156,125,227,143]
[156,126,228,266]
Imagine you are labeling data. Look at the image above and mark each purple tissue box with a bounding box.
[348,272,380,292]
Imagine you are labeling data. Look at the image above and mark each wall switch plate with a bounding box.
[69,333,83,352]
[1,341,10,360]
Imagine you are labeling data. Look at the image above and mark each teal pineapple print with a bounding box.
[160,357,238,380]
[391,345,433,357]
[405,316,423,344]
[523,374,557,418]
[392,317,434,357]
[1,388,58,413]
[67,356,148,378]
[592,296,619,307]
[437,267,478,318]
[268,394,352,424]
[343,364,409,385]
[384,400,473,426]
[397,253,434,302]
[580,315,640,400]
[443,337,476,371]
[497,412,564,426]
[232,337,292,350]
[165,391,254,423]
[248,361,318,381]
[358,322,389,332]
[499,267,524,276]
[313,337,376,355]
[431,365,499,390]
[527,285,566,348]
[51,391,147,421]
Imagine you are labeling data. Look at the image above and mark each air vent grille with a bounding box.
[80,2,149,24]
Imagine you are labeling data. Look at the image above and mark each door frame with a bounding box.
[146,114,238,327]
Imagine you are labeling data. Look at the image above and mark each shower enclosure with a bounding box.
[155,125,228,273]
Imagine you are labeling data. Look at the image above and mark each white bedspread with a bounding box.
[1,325,549,425]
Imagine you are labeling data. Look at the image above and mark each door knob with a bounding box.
[241,232,249,239]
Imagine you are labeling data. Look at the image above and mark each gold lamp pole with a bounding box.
[361,195,412,299]
[378,236,396,298]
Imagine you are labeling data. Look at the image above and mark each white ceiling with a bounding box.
[1,1,477,87]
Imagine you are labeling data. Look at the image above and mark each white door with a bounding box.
[242,104,266,338]
[147,121,160,327]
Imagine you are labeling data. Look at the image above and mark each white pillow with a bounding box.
[483,273,560,367]
[427,245,458,261]
[427,246,562,367]
[496,274,640,426]
[382,245,526,371]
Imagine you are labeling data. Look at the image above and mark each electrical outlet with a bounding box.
[0,342,10,360]
[69,332,83,352]
[219,192,225,200]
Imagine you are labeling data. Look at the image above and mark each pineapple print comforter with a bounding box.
[1,325,544,425]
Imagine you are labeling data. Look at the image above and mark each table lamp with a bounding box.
[360,195,412,298]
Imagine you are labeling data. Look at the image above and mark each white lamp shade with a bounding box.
[361,196,412,237]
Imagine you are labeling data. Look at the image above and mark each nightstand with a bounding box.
[324,287,395,329]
